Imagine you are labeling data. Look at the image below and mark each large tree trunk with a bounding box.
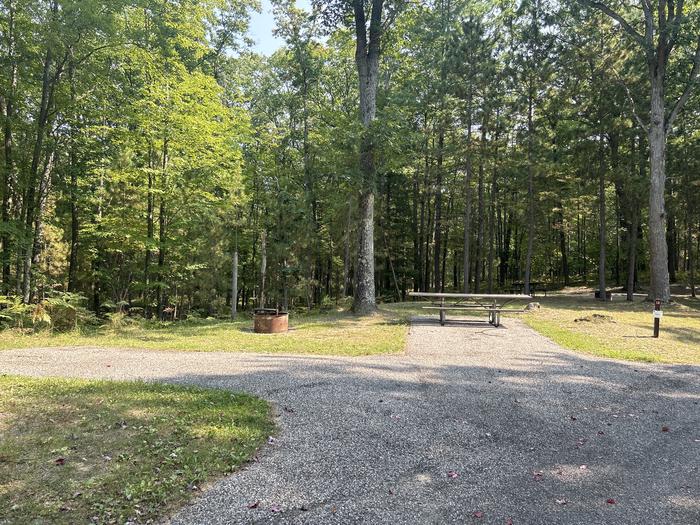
[352,0,383,314]
[647,72,671,302]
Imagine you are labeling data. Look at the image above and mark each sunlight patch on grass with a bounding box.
[0,375,272,524]
[522,294,700,364]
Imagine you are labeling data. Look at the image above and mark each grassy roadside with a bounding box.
[0,310,408,356]
[521,294,700,364]
[0,375,273,524]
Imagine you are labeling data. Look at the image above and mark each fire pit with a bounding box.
[253,308,289,334]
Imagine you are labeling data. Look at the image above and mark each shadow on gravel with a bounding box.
[160,348,700,525]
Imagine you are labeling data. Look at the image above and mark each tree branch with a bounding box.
[581,0,646,48]
[612,69,649,132]
[666,35,700,134]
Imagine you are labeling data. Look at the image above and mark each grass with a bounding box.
[0,309,408,357]
[0,375,273,524]
[521,292,700,364]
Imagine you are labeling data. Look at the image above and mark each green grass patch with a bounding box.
[0,310,408,357]
[0,375,273,524]
[524,317,663,363]
[521,292,700,364]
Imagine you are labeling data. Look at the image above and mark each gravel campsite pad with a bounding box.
[1,317,698,524]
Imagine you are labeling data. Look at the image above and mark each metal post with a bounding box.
[653,299,661,338]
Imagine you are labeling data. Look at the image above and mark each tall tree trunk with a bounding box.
[68,60,79,292]
[352,0,383,314]
[144,148,154,317]
[2,0,17,293]
[27,152,54,302]
[475,120,487,293]
[231,247,238,319]
[156,140,168,319]
[647,70,671,301]
[343,201,353,296]
[626,210,638,302]
[597,132,606,299]
[259,230,267,308]
[463,91,473,293]
[433,130,444,292]
[524,86,535,296]
[22,39,57,303]
[487,114,499,293]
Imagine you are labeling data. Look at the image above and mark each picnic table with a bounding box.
[408,292,533,327]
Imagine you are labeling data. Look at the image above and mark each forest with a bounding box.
[0,0,699,320]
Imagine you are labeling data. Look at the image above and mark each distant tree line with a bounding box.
[0,0,698,320]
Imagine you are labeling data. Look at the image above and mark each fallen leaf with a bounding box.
[606,498,616,505]
[555,499,567,505]
[579,465,587,470]
[570,416,577,421]
[533,470,544,481]
[270,505,282,513]
[300,505,309,511]
[246,501,259,509]
[473,511,484,518]
[505,518,514,525]
[267,436,277,445]
[661,426,670,432]
[447,470,459,478]
[283,406,295,413]
[55,457,65,466]
[597,431,605,436]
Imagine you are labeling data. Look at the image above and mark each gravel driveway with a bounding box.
[1,317,698,524]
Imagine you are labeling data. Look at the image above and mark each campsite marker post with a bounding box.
[653,299,662,338]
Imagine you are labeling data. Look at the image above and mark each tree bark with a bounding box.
[523,85,535,296]
[597,132,606,300]
[231,248,238,319]
[259,230,267,308]
[2,0,17,293]
[352,0,383,314]
[647,71,671,301]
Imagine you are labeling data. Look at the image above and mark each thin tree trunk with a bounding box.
[524,86,535,296]
[231,246,238,319]
[475,120,487,293]
[598,132,606,299]
[2,0,17,293]
[627,210,638,302]
[463,91,473,293]
[259,230,267,308]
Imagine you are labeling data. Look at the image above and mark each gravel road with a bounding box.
[1,317,698,524]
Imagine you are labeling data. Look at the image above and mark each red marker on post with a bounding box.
[653,299,662,338]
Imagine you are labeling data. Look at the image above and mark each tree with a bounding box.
[580,0,700,301]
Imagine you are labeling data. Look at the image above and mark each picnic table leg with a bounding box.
[439,297,445,326]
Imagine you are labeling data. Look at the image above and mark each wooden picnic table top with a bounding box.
[408,292,532,300]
